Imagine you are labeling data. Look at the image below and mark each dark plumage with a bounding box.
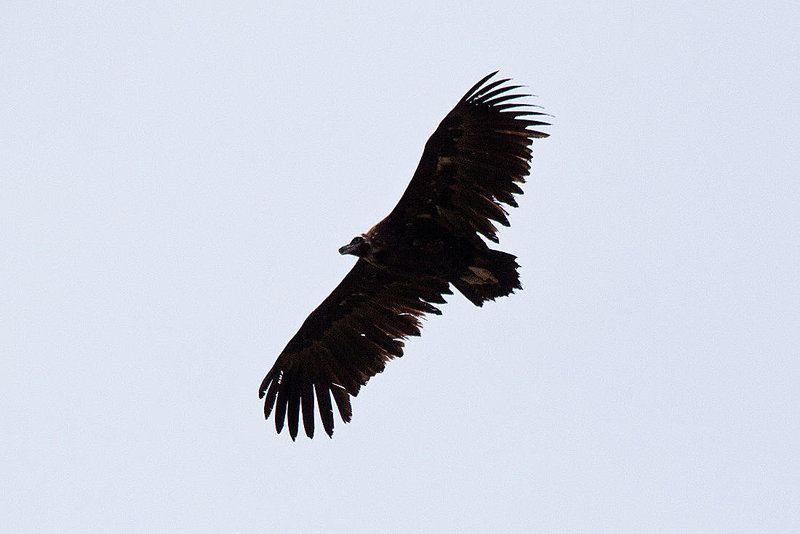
[259,72,549,439]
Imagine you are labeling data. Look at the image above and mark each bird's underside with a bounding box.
[259,72,549,439]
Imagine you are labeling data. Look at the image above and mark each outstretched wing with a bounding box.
[387,71,549,243]
[259,259,451,439]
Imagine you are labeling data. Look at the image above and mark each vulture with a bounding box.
[259,72,549,439]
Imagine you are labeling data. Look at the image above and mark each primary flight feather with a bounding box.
[259,72,549,439]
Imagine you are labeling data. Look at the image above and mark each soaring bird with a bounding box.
[259,72,549,439]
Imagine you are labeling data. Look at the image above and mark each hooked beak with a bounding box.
[338,242,360,255]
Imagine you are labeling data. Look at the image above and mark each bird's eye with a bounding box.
[353,236,363,244]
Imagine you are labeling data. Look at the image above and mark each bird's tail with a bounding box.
[452,249,522,307]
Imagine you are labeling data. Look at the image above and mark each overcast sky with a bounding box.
[3,2,798,532]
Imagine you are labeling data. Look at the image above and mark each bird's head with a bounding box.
[338,234,371,257]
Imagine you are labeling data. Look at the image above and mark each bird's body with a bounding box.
[348,215,521,305]
[260,72,549,439]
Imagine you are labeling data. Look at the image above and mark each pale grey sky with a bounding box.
[2,2,799,532]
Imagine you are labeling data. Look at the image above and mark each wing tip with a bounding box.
[460,70,501,103]
[461,73,550,128]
